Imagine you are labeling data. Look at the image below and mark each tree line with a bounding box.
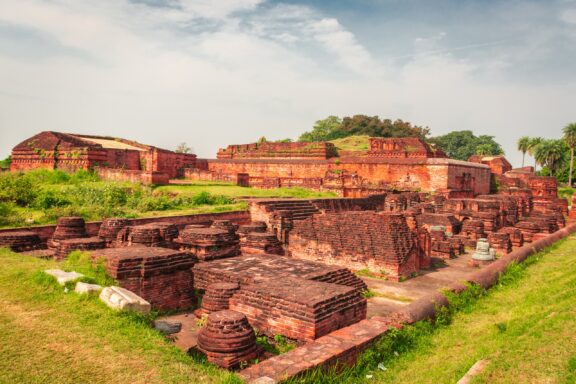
[517,123,576,185]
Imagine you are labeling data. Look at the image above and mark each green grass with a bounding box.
[329,135,370,152]
[558,186,574,201]
[0,248,240,384]
[289,236,576,383]
[0,170,335,228]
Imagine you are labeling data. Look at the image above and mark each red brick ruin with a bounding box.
[4,131,574,371]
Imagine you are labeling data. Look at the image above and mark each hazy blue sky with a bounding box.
[1,0,575,166]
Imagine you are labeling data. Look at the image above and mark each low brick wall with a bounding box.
[239,222,576,383]
[0,211,250,243]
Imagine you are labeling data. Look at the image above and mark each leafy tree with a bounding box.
[476,144,493,156]
[299,116,342,142]
[517,136,531,167]
[562,123,576,186]
[428,131,504,161]
[534,139,566,176]
[175,142,192,154]
[0,155,10,169]
[275,138,293,143]
[257,136,268,144]
[527,137,543,171]
[298,115,429,142]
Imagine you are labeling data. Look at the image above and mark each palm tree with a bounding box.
[517,136,531,167]
[534,139,565,176]
[527,137,543,171]
[562,123,576,186]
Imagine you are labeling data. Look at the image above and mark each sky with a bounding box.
[0,0,575,167]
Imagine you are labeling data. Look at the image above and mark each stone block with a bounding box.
[99,286,151,314]
[44,269,84,285]
[75,282,103,294]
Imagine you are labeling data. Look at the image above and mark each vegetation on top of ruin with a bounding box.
[287,238,576,384]
[427,130,504,161]
[0,170,336,228]
[328,135,370,152]
[0,248,241,383]
[298,115,430,142]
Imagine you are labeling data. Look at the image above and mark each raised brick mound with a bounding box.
[197,310,259,369]
[177,227,240,261]
[184,224,208,230]
[515,221,540,243]
[116,222,178,248]
[229,277,367,341]
[91,247,195,310]
[211,220,238,234]
[0,231,44,252]
[98,218,129,246]
[199,282,240,315]
[487,232,512,255]
[499,227,524,247]
[525,215,558,234]
[49,217,88,248]
[288,211,427,281]
[55,237,105,260]
[241,232,284,255]
[193,254,367,292]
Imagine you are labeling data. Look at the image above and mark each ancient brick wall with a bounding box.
[217,142,337,160]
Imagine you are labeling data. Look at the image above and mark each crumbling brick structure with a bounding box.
[229,277,366,341]
[0,231,44,252]
[92,247,195,310]
[10,131,197,183]
[288,211,429,281]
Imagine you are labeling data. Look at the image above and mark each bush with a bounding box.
[0,173,37,206]
[33,190,71,209]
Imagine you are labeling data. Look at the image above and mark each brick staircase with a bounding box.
[262,200,321,221]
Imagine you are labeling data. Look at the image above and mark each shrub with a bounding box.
[0,173,37,206]
[33,190,71,209]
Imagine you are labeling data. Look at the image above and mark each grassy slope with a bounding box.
[369,236,576,384]
[0,249,240,384]
[329,135,370,152]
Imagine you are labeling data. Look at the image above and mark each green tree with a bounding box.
[534,139,566,176]
[562,123,576,186]
[476,144,493,156]
[299,116,343,142]
[428,131,504,161]
[517,136,531,167]
[527,137,543,171]
[0,156,11,170]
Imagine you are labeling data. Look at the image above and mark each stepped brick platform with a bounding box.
[210,220,238,234]
[487,232,512,254]
[429,230,455,259]
[229,277,367,341]
[197,310,259,369]
[49,216,88,248]
[91,247,195,310]
[177,227,240,261]
[499,227,524,248]
[116,222,179,248]
[460,219,485,247]
[193,254,367,292]
[198,282,240,316]
[288,211,428,281]
[0,231,44,252]
[55,237,105,260]
[515,221,540,243]
[97,218,129,246]
[237,222,267,241]
[240,232,284,255]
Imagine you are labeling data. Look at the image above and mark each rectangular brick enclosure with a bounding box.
[193,254,367,291]
[229,277,367,341]
[91,247,195,310]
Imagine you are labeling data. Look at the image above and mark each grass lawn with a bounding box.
[0,170,336,228]
[371,236,576,384]
[0,248,240,384]
[329,135,370,152]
